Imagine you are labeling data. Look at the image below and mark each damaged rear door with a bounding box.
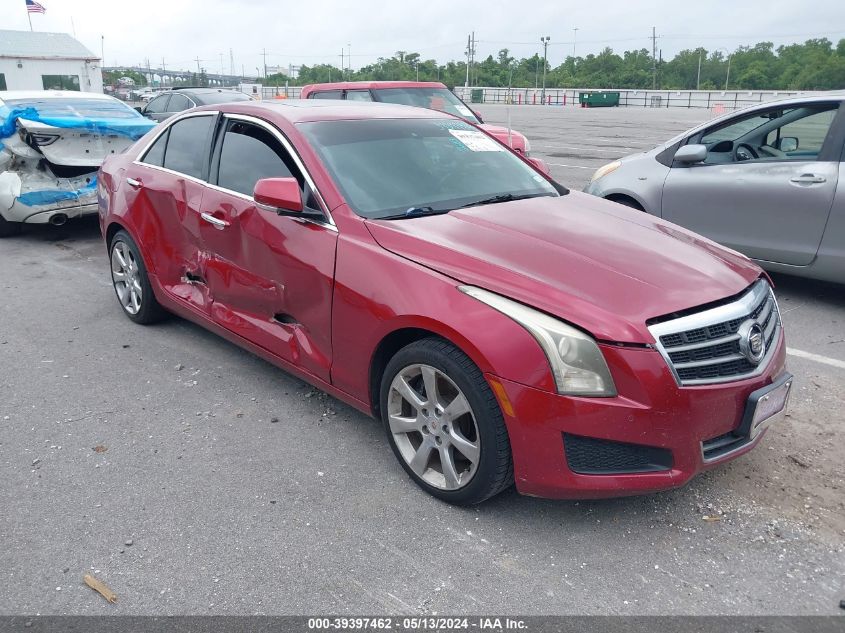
[122,113,216,314]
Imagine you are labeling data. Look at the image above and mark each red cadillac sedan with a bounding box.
[98,100,791,505]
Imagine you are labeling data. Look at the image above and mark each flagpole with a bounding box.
[27,11,33,31]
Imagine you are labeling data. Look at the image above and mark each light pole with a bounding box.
[540,36,550,104]
[696,50,702,90]
[573,28,578,58]
[716,47,732,90]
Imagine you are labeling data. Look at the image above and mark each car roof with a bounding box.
[0,90,117,103]
[193,98,455,124]
[172,87,245,94]
[301,81,448,93]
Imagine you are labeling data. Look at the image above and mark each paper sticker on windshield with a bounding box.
[449,129,503,152]
[455,105,473,117]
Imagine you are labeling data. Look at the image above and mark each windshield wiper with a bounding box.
[378,206,452,221]
[457,192,553,209]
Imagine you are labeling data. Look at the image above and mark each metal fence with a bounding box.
[451,87,812,111]
[256,85,822,113]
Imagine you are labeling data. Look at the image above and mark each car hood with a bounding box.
[478,123,527,151]
[365,191,761,343]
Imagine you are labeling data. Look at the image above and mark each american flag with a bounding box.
[26,0,46,13]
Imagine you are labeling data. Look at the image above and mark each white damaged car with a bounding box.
[0,91,156,236]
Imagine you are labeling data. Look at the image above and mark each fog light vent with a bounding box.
[563,434,673,475]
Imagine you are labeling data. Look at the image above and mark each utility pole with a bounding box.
[161,57,166,86]
[100,35,105,69]
[696,50,702,90]
[540,35,550,104]
[465,35,471,87]
[261,48,268,81]
[340,48,344,77]
[348,43,352,77]
[573,28,578,58]
[651,27,658,89]
[468,32,476,86]
[195,57,202,76]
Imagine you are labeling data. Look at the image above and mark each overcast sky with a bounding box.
[7,0,845,75]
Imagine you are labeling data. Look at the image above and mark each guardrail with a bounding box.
[452,87,813,111]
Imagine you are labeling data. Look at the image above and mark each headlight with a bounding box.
[459,286,617,397]
[590,160,621,183]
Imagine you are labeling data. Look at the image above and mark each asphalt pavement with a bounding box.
[0,104,842,616]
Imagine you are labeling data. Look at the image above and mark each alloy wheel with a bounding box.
[387,364,481,490]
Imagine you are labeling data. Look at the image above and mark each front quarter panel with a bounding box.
[584,155,670,216]
[329,213,557,406]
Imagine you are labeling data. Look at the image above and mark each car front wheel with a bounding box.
[380,338,513,505]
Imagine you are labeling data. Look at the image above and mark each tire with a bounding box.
[0,213,23,237]
[380,337,513,505]
[607,196,644,211]
[108,229,166,324]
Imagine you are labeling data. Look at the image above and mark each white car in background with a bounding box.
[0,91,156,236]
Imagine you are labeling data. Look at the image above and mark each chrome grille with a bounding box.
[648,280,782,386]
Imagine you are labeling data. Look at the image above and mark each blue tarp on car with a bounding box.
[0,97,156,141]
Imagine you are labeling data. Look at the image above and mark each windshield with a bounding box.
[372,88,481,124]
[3,97,144,119]
[299,118,557,219]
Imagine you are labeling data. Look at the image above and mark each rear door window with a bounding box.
[167,94,193,113]
[162,116,213,179]
[144,94,170,114]
[309,90,342,100]
[141,131,168,167]
[345,90,373,101]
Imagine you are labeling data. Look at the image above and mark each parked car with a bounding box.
[301,81,532,155]
[137,87,252,122]
[584,95,845,284]
[99,100,790,504]
[0,90,156,236]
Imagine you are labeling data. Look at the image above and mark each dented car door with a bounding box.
[197,115,337,381]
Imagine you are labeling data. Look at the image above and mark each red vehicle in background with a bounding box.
[300,81,532,155]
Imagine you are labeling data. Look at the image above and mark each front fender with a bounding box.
[329,228,556,408]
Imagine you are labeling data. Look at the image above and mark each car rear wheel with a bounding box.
[109,230,166,324]
[380,338,513,505]
[0,213,23,237]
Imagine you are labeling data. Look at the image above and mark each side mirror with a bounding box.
[674,144,708,164]
[134,106,144,113]
[254,177,303,213]
[526,157,551,175]
[472,110,484,123]
[778,136,798,152]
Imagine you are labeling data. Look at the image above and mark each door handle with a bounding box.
[200,212,230,229]
[126,177,142,188]
[790,174,826,184]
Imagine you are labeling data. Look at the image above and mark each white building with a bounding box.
[0,30,102,93]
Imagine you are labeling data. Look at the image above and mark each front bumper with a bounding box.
[491,332,788,499]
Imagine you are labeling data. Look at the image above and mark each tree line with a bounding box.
[270,39,845,91]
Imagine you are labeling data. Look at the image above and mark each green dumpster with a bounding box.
[470,88,484,104]
[578,91,620,107]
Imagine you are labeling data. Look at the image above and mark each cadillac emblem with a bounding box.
[738,320,766,365]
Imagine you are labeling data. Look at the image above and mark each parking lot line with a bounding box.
[786,347,845,370]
